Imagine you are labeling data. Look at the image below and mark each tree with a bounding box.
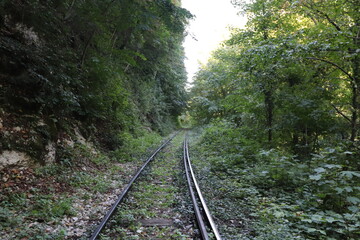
[0,0,192,155]
[191,0,358,153]
[294,0,360,141]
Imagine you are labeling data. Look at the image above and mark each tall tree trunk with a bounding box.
[264,89,273,143]
[260,1,273,144]
[350,81,357,141]
[80,30,96,66]
[350,24,360,141]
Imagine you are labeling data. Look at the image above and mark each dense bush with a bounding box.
[196,122,360,239]
[189,2,360,237]
[0,0,192,161]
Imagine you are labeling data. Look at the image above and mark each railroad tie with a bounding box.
[139,218,173,227]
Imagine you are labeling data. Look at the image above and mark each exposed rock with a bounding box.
[15,22,41,46]
[74,128,86,145]
[44,141,56,164]
[62,138,74,148]
[0,150,31,170]
[37,119,46,127]
[12,126,21,132]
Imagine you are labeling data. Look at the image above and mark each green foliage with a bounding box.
[199,121,259,171]
[191,0,360,153]
[194,122,360,239]
[13,224,67,240]
[111,131,162,162]
[0,206,21,229]
[29,195,75,221]
[1,0,192,159]
[69,171,111,193]
[35,164,64,177]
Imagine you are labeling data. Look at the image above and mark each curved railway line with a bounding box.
[87,133,221,240]
[183,138,222,240]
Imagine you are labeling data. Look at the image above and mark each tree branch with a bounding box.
[302,2,341,31]
[331,103,352,123]
[306,57,354,81]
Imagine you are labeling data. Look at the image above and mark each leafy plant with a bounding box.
[29,195,75,221]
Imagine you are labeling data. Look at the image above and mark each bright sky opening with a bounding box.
[182,0,247,84]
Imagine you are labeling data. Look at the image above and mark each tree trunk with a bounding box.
[350,81,357,141]
[264,89,273,143]
[350,25,360,141]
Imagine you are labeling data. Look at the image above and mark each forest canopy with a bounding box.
[191,0,360,149]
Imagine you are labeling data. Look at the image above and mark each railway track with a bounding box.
[87,133,221,239]
[183,138,222,240]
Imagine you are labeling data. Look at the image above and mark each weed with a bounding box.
[4,192,28,208]
[15,225,67,240]
[35,165,63,177]
[110,131,162,162]
[0,207,21,229]
[29,195,74,221]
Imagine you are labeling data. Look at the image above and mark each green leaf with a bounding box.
[335,187,344,194]
[346,197,360,204]
[274,210,285,218]
[340,171,360,179]
[348,206,359,213]
[324,164,342,169]
[310,174,322,180]
[301,218,313,223]
[314,167,326,173]
[306,228,318,233]
[311,214,323,222]
[325,216,336,223]
[344,213,355,220]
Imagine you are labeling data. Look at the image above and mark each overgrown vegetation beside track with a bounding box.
[0,131,164,239]
[188,126,360,240]
[0,1,192,236]
[188,0,360,238]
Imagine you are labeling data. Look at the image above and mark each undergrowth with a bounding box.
[110,131,162,162]
[0,129,165,239]
[189,122,360,240]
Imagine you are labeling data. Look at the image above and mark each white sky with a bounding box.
[182,0,247,84]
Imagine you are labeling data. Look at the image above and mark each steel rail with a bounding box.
[185,138,222,240]
[89,134,176,240]
[183,140,209,240]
